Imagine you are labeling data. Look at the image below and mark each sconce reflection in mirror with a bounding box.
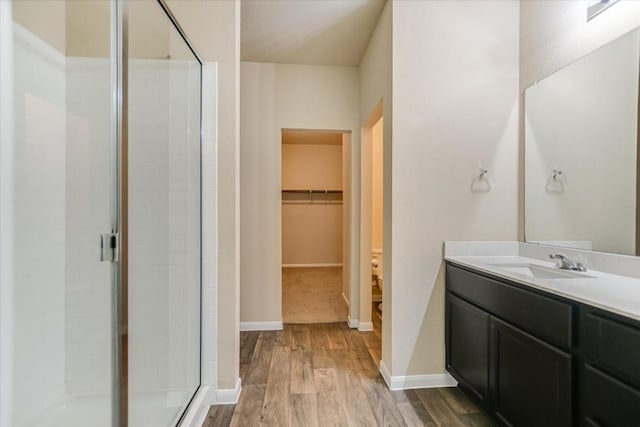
[546,168,567,193]
[471,168,494,193]
[587,0,620,21]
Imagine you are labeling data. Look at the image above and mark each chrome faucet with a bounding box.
[549,253,587,272]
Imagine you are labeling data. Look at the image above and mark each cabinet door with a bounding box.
[446,292,490,405]
[582,364,640,427]
[491,318,572,427]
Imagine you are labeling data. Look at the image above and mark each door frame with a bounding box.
[358,101,383,332]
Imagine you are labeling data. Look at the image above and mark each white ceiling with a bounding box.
[241,0,386,66]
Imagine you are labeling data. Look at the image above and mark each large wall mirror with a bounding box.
[525,28,640,256]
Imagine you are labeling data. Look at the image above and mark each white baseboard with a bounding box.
[342,292,350,307]
[240,320,283,331]
[282,263,343,268]
[216,377,242,404]
[347,316,359,328]
[358,321,373,332]
[379,360,458,391]
[178,378,243,426]
[179,385,215,427]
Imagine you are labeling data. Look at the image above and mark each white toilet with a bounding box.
[371,250,383,310]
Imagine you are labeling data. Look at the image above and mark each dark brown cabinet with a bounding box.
[446,262,640,427]
[582,364,640,426]
[447,263,574,349]
[490,318,572,427]
[581,309,640,426]
[445,292,490,404]
[446,263,573,426]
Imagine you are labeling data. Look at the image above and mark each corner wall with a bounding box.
[390,0,519,378]
[359,0,392,349]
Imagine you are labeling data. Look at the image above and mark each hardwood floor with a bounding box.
[203,321,492,427]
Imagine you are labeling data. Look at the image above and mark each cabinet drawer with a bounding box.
[446,264,574,350]
[583,310,640,389]
[583,364,640,427]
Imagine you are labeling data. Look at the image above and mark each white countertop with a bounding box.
[445,254,640,322]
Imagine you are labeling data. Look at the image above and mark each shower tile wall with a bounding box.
[129,61,173,394]
[65,57,111,395]
[13,25,113,408]
[12,24,67,424]
[201,63,218,390]
[128,59,200,400]
[166,60,200,395]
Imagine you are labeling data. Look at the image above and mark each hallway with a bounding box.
[203,323,492,426]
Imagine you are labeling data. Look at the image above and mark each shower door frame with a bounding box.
[112,1,204,426]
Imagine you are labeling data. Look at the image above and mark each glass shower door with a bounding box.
[2,0,202,424]
[127,1,202,425]
[3,1,114,426]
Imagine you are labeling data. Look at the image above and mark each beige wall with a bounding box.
[13,0,168,59]
[371,118,383,251]
[12,0,66,53]
[282,144,343,190]
[240,62,359,324]
[359,0,391,353]
[282,204,343,265]
[240,62,280,325]
[282,143,343,265]
[167,0,241,390]
[391,0,519,377]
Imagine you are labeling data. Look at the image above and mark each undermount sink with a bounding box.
[486,263,595,279]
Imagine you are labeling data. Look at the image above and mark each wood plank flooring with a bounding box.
[203,322,493,427]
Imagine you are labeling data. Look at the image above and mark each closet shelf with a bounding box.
[282,189,343,204]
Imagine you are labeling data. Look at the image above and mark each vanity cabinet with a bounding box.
[446,263,573,426]
[490,317,572,427]
[446,262,640,427]
[445,293,490,404]
[581,308,640,426]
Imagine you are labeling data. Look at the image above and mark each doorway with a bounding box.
[360,102,384,363]
[281,130,350,323]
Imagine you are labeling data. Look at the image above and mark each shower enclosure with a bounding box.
[0,0,202,425]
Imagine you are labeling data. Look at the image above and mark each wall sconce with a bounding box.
[587,0,620,21]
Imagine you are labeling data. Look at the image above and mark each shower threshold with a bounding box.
[38,390,192,427]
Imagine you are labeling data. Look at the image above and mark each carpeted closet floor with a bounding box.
[282,267,348,323]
